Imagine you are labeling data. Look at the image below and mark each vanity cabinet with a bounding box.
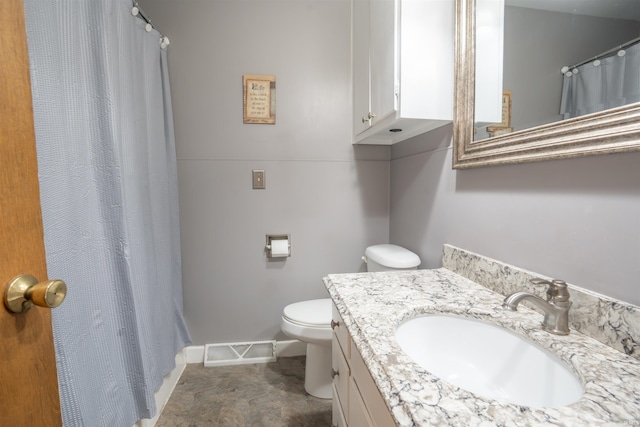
[331,303,395,427]
[353,0,454,145]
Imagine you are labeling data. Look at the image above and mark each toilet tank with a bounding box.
[364,244,421,272]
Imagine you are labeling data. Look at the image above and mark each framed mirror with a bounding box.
[453,0,640,169]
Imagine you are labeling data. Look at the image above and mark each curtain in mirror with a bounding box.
[24,0,192,425]
[561,43,640,119]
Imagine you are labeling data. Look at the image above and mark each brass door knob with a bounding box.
[3,274,67,313]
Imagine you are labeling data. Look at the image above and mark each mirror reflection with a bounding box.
[474,0,640,141]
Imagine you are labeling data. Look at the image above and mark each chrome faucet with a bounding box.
[502,278,572,335]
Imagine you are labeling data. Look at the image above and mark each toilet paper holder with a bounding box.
[265,234,291,258]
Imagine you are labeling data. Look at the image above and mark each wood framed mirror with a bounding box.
[453,0,640,169]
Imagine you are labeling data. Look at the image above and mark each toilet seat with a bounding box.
[283,298,332,328]
[281,298,332,345]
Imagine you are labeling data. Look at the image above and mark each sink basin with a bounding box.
[395,314,583,407]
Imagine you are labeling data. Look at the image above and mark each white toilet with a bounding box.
[280,244,420,399]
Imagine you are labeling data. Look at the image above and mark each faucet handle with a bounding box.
[531,278,570,302]
[548,279,570,302]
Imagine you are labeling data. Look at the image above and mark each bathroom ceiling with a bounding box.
[508,0,640,22]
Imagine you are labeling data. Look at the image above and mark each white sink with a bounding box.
[395,314,584,407]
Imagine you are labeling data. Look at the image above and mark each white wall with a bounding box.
[390,125,640,306]
[141,0,391,344]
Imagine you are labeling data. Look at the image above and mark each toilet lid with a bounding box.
[283,298,332,328]
[365,244,421,269]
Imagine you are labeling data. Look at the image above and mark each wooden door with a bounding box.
[0,0,63,425]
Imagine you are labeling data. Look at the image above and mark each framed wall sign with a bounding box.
[487,90,512,137]
[243,74,276,124]
[486,90,511,130]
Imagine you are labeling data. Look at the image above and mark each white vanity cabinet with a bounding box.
[332,303,395,427]
[353,0,454,145]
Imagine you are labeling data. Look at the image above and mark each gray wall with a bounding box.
[394,9,640,306]
[142,0,640,346]
[141,0,391,344]
[391,126,640,306]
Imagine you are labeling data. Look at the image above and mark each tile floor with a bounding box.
[156,356,332,426]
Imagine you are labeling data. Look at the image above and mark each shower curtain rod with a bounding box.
[132,1,152,27]
[564,35,640,72]
[131,1,170,48]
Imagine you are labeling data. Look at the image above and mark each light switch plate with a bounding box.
[252,170,265,189]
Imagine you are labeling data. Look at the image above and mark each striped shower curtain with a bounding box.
[24,0,191,425]
[561,42,640,119]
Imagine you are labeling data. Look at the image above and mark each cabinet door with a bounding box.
[353,0,371,135]
[475,0,504,123]
[332,383,348,427]
[369,0,396,124]
[351,341,396,427]
[348,377,375,427]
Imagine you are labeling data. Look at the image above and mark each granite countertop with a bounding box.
[324,268,640,426]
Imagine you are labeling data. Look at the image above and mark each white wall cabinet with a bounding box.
[475,0,505,125]
[331,303,395,427]
[353,0,454,145]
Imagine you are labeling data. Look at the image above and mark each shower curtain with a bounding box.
[24,0,191,425]
[560,42,640,119]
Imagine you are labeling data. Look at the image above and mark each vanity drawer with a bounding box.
[350,340,395,427]
[332,332,350,419]
[332,304,350,359]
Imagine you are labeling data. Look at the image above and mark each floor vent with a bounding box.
[204,340,276,367]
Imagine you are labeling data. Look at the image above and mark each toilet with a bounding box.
[280,244,420,399]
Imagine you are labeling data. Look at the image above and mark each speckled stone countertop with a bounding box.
[324,268,640,426]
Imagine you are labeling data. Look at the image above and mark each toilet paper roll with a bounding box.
[270,239,289,257]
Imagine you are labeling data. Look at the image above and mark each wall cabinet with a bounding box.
[353,0,454,145]
[331,303,395,427]
[474,0,505,125]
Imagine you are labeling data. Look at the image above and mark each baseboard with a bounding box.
[185,344,205,364]
[133,349,187,427]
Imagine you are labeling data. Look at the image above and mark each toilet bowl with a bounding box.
[281,298,333,398]
[280,244,420,399]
